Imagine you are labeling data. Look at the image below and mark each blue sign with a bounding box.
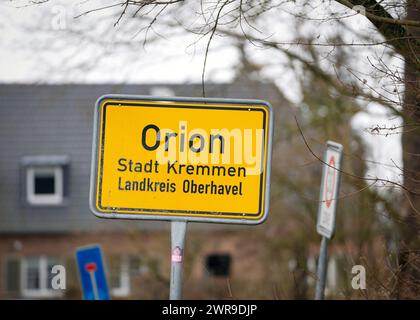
[75,245,110,300]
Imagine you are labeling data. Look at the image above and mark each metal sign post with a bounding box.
[85,262,99,300]
[314,141,343,300]
[169,221,187,300]
[315,236,328,300]
[89,95,274,300]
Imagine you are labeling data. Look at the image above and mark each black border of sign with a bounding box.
[97,101,266,217]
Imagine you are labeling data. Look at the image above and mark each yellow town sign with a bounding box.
[89,95,273,224]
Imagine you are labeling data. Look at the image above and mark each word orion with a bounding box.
[140,121,264,156]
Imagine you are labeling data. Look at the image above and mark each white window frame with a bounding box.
[326,256,338,294]
[110,256,130,297]
[306,256,317,286]
[21,256,63,299]
[26,166,63,205]
[305,255,338,294]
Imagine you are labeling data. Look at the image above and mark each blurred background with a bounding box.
[0,0,418,299]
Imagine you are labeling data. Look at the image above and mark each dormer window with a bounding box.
[21,155,69,206]
[27,166,63,205]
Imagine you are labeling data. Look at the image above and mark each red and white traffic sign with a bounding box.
[316,141,343,239]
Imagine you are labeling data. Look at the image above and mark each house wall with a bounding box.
[0,229,273,299]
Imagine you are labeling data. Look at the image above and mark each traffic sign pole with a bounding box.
[315,236,328,300]
[88,270,99,300]
[169,220,187,300]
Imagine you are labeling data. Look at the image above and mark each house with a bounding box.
[0,81,298,299]
[0,80,366,299]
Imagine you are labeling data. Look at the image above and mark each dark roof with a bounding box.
[0,82,282,233]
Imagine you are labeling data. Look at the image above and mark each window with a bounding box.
[326,257,338,295]
[107,256,146,298]
[205,254,231,277]
[4,257,21,298]
[21,155,69,206]
[109,256,130,297]
[27,167,63,205]
[306,256,317,286]
[21,256,62,298]
[306,254,340,296]
[25,257,40,290]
